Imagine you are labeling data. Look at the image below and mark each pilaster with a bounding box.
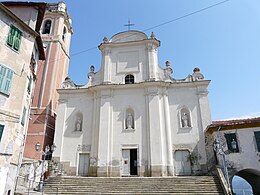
[146,43,159,81]
[197,85,211,171]
[101,47,112,84]
[97,89,113,176]
[145,87,166,176]
[162,88,174,176]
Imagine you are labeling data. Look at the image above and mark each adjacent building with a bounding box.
[206,117,260,195]
[0,2,45,194]
[23,1,73,160]
[53,30,212,177]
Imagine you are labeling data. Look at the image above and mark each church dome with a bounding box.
[110,30,148,43]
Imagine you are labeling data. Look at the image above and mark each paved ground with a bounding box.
[15,185,43,195]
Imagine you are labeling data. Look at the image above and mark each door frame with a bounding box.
[77,152,90,176]
[120,144,139,176]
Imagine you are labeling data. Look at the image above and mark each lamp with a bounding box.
[34,143,56,194]
[35,142,41,152]
[231,139,237,151]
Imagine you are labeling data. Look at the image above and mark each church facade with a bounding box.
[53,31,212,177]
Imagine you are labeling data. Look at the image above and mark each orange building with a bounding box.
[24,2,73,160]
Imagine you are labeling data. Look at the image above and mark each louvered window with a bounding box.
[7,25,22,51]
[21,107,27,126]
[0,65,14,95]
[0,125,4,142]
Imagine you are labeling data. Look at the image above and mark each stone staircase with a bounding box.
[43,176,225,195]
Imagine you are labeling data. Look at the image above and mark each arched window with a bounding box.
[125,74,134,84]
[75,112,83,131]
[42,20,52,34]
[125,108,134,129]
[62,26,67,42]
[180,107,191,128]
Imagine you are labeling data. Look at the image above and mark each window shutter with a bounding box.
[27,76,32,94]
[21,107,27,126]
[254,132,260,152]
[0,124,4,142]
[2,69,13,95]
[0,66,6,91]
[7,26,15,46]
[14,30,22,51]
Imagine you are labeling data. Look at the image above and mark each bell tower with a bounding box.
[24,2,73,160]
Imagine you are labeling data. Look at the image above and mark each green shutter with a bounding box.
[7,26,15,46]
[0,124,4,142]
[21,107,27,126]
[0,65,13,95]
[7,25,22,51]
[0,66,7,94]
[27,76,32,94]
[2,69,13,95]
[0,66,6,90]
[254,132,260,152]
[14,30,22,51]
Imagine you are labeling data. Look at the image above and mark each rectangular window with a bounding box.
[254,131,260,152]
[0,125,4,142]
[21,107,27,126]
[224,133,239,153]
[7,25,22,51]
[0,65,13,95]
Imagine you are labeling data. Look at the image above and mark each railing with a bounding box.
[216,165,232,195]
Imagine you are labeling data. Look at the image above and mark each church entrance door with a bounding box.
[122,149,137,176]
[174,150,191,176]
[78,153,89,176]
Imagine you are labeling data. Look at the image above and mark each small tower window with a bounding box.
[42,20,52,34]
[125,74,134,84]
[62,26,67,42]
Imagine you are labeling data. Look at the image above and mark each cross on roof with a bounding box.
[124,19,134,31]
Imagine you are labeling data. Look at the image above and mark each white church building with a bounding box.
[53,30,212,177]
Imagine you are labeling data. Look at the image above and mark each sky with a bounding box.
[13,0,260,120]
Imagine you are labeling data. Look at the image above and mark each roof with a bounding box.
[206,117,260,133]
[0,2,46,60]
[2,1,46,32]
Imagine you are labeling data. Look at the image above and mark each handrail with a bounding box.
[215,165,232,195]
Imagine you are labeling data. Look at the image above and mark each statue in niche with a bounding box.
[75,117,82,131]
[126,113,134,129]
[181,113,189,128]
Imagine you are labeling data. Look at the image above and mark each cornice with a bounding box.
[57,80,210,95]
